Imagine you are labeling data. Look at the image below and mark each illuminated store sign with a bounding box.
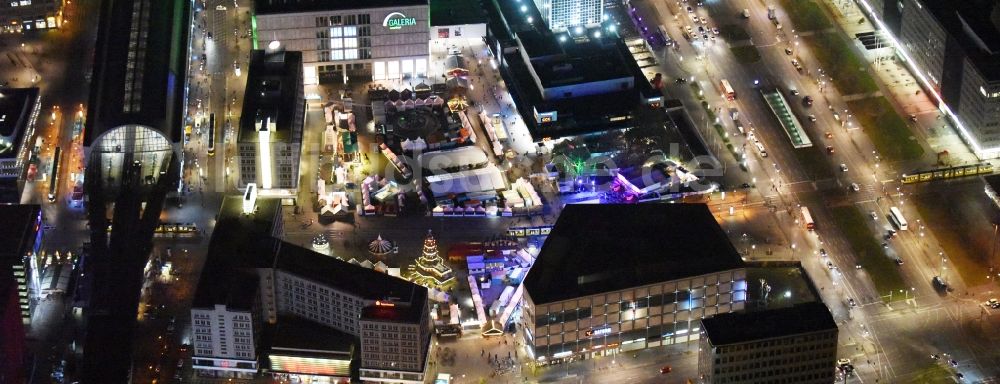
[586,326,611,337]
[383,12,417,30]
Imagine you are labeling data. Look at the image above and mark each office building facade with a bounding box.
[698,302,839,384]
[238,49,304,194]
[0,205,42,325]
[532,0,603,32]
[521,204,747,364]
[192,196,431,382]
[359,302,432,383]
[253,0,430,83]
[0,88,41,203]
[191,302,262,377]
[524,269,747,363]
[857,0,1000,158]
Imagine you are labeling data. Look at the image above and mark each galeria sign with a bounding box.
[383,12,417,29]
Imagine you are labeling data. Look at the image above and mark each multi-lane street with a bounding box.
[612,0,1000,382]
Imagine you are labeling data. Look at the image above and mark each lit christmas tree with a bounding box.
[413,230,453,287]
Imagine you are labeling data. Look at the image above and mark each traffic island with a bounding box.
[914,190,997,288]
[829,206,907,302]
[777,0,833,32]
[730,45,762,64]
[847,97,925,162]
[803,31,879,95]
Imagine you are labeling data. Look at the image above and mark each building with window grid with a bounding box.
[253,0,430,83]
[191,196,431,382]
[521,204,747,365]
[532,0,604,32]
[857,0,1000,158]
[698,302,839,384]
[238,48,304,195]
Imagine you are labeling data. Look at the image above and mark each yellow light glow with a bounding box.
[258,129,272,189]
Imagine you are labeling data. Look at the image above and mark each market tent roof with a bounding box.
[445,55,466,70]
[368,235,395,256]
[418,146,489,171]
[425,164,507,196]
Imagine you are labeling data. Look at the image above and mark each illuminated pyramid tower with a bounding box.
[412,230,454,288]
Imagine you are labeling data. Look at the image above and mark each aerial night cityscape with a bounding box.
[7,0,1000,384]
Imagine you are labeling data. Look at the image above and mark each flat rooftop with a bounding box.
[922,0,1000,81]
[275,242,428,308]
[360,299,427,324]
[254,0,427,14]
[701,302,838,346]
[429,0,485,26]
[266,315,357,354]
[238,50,303,144]
[523,204,746,304]
[0,88,39,160]
[84,0,189,146]
[530,36,632,89]
[0,204,40,268]
[193,197,282,308]
[984,173,1000,195]
[196,196,427,318]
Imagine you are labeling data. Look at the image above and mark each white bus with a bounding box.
[801,207,815,230]
[889,207,908,230]
[721,79,736,100]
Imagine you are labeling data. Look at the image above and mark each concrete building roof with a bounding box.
[701,302,838,346]
[266,315,357,354]
[360,299,427,324]
[0,88,39,161]
[523,204,746,305]
[193,197,283,308]
[0,204,40,269]
[238,50,304,144]
[429,0,485,26]
[984,172,1000,194]
[274,242,427,306]
[254,0,427,14]
[84,0,189,146]
[922,0,1000,82]
[195,196,427,316]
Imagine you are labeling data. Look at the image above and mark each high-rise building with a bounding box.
[0,204,42,384]
[191,195,431,382]
[521,204,747,364]
[84,0,189,195]
[0,205,43,325]
[238,48,304,195]
[698,302,839,384]
[359,300,432,383]
[532,0,604,31]
[0,88,41,203]
[858,0,1000,158]
[80,1,189,381]
[252,0,430,83]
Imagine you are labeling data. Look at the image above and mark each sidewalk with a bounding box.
[821,0,978,166]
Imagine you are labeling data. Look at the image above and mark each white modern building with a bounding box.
[698,302,839,384]
[191,302,262,378]
[532,0,604,32]
[521,204,748,364]
[253,0,430,83]
[359,301,433,383]
[856,0,1000,158]
[192,196,431,382]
